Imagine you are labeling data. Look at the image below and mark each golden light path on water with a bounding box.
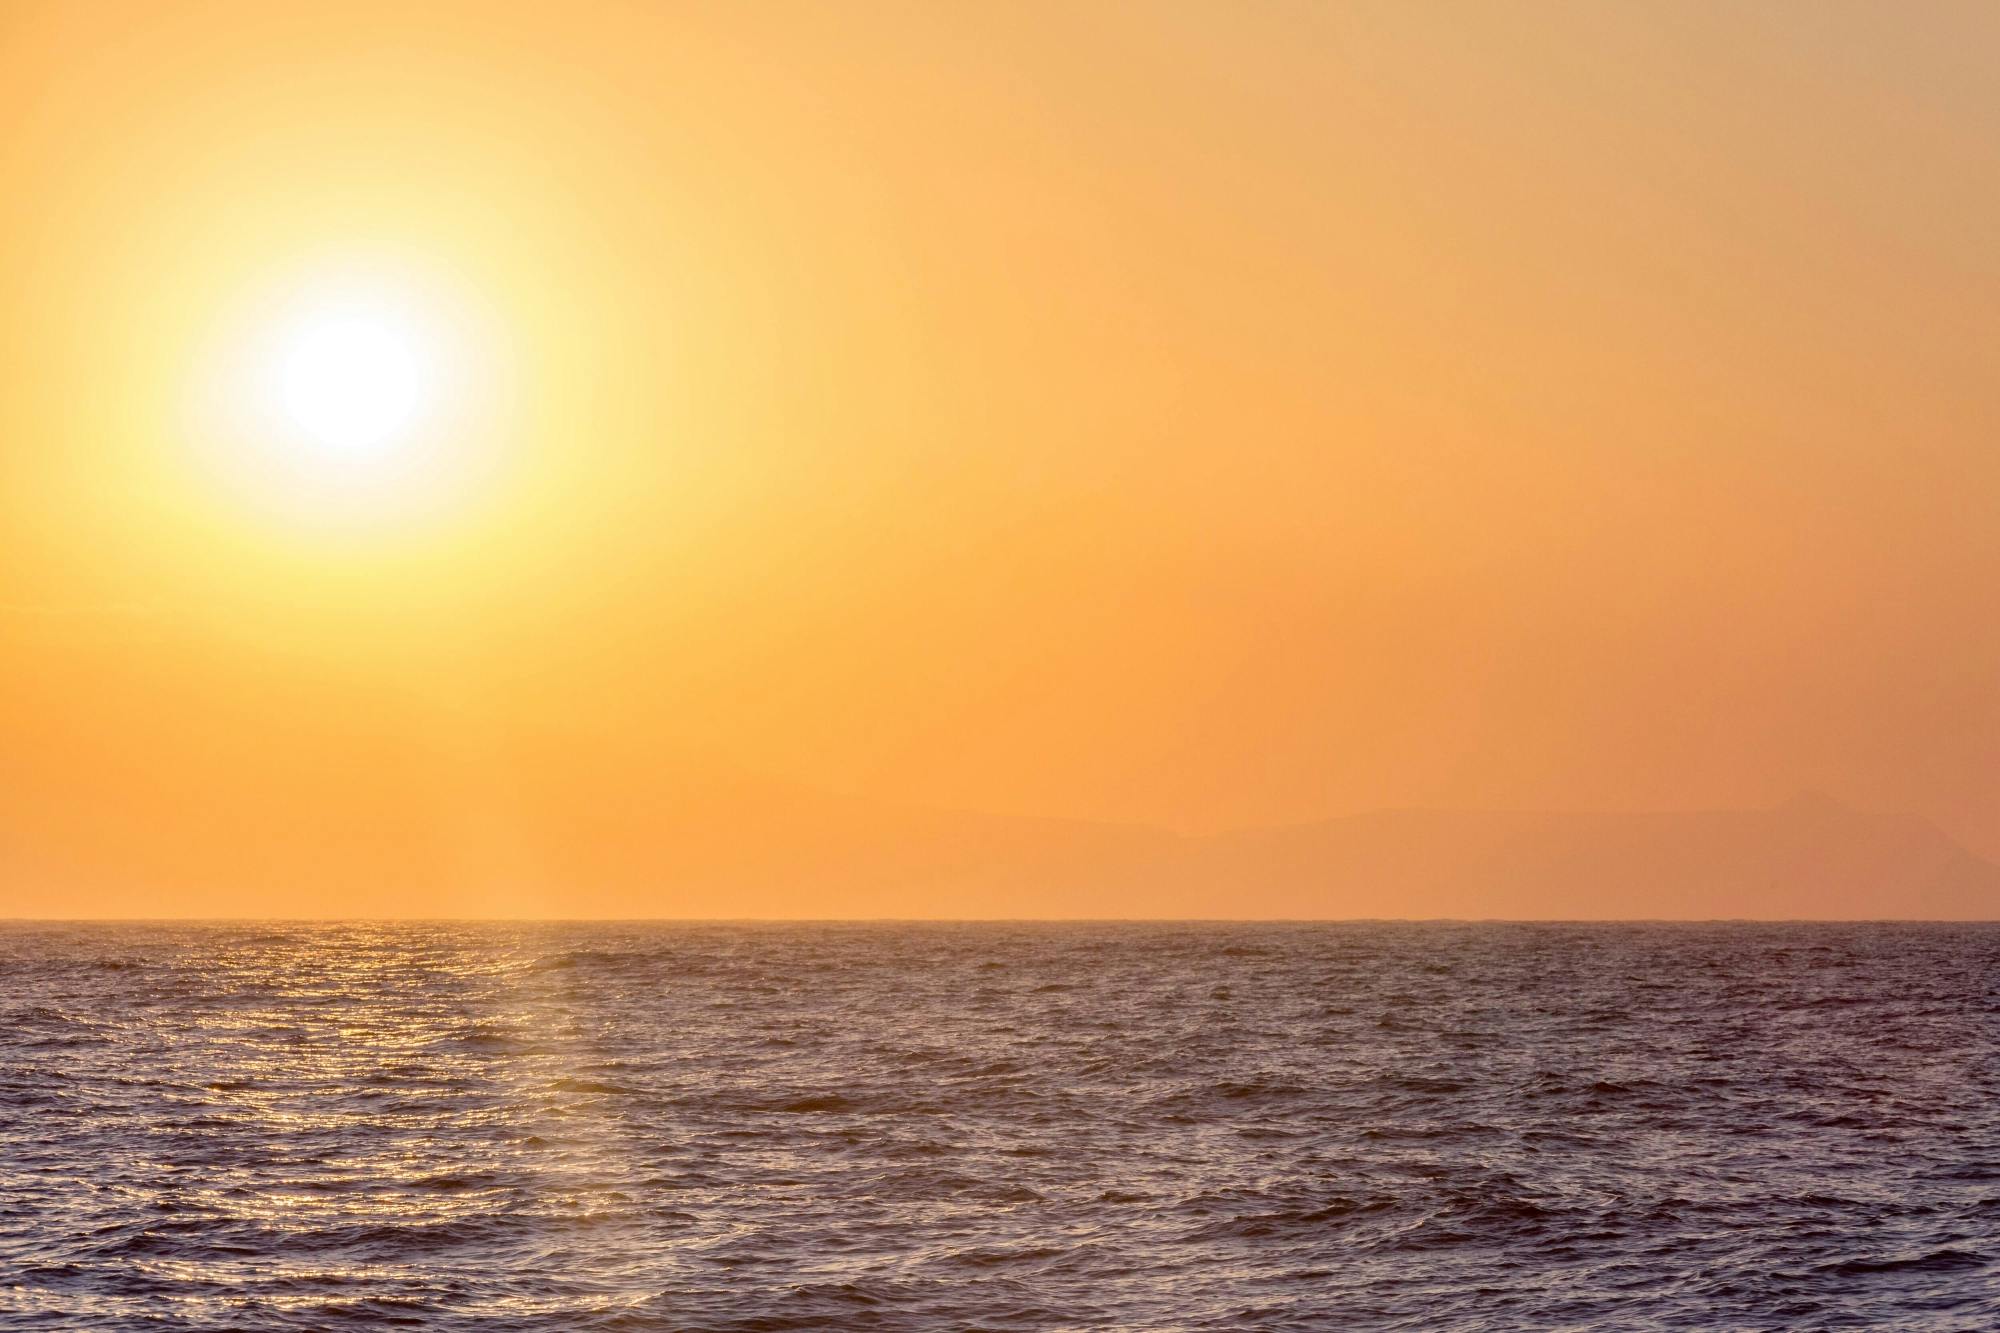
[159,929,667,1324]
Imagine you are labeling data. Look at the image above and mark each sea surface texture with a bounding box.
[2,922,1997,1330]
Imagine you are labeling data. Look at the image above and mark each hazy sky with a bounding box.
[4,1,1999,911]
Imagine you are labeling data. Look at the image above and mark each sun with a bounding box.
[272,299,435,457]
[277,307,429,455]
[187,267,513,536]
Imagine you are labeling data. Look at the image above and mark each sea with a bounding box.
[2,921,1996,1330]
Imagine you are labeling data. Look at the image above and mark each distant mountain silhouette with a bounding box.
[1176,794,2000,920]
[10,645,1995,918]
[401,780,2000,918]
[7,703,1998,917]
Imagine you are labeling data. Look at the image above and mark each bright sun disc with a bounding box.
[274,302,432,455]
[190,270,508,534]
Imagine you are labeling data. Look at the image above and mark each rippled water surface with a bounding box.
[3,922,1999,1330]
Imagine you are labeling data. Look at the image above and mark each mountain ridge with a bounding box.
[6,737,1998,918]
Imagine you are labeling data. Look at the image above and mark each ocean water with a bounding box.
[2,922,1997,1331]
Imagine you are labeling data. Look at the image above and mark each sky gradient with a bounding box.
[4,2,1999,914]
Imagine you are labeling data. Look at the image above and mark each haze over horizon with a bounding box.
[6,1,2000,916]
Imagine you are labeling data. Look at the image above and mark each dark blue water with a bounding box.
[2,922,1997,1330]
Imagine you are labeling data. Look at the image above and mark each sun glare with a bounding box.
[276,306,429,456]
[190,269,509,534]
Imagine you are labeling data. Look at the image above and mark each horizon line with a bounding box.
[5,916,1995,925]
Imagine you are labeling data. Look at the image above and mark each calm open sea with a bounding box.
[2,922,1997,1330]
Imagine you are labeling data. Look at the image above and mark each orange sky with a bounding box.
[4,2,1999,915]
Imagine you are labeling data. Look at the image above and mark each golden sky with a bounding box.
[4,2,1999,915]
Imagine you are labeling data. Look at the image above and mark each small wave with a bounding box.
[1820,1248,1988,1276]
[776,1093,859,1113]
[548,1078,638,1096]
[1182,1197,1396,1242]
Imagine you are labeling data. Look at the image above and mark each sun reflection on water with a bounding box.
[98,925,679,1324]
